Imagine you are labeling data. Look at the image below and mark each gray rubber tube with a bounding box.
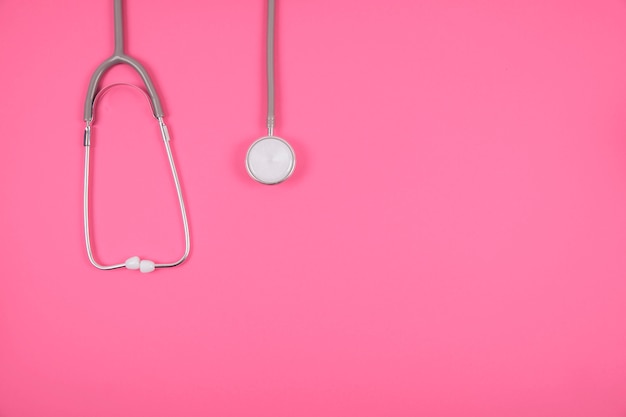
[83,0,164,122]
[266,0,275,133]
[114,0,124,55]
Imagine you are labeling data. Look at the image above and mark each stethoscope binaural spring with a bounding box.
[82,0,190,273]
[246,0,296,185]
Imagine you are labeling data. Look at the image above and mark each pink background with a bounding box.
[2,0,626,415]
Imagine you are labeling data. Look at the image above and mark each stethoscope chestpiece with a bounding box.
[246,136,295,185]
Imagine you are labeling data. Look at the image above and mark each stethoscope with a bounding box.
[82,0,294,271]
[82,0,190,273]
[245,0,296,185]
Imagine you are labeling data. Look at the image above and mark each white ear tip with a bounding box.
[139,260,155,273]
[125,256,140,270]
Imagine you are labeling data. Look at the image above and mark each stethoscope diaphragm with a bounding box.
[246,136,295,185]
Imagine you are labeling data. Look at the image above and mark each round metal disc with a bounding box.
[246,136,295,184]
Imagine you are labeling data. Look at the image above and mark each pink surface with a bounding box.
[2,0,626,416]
